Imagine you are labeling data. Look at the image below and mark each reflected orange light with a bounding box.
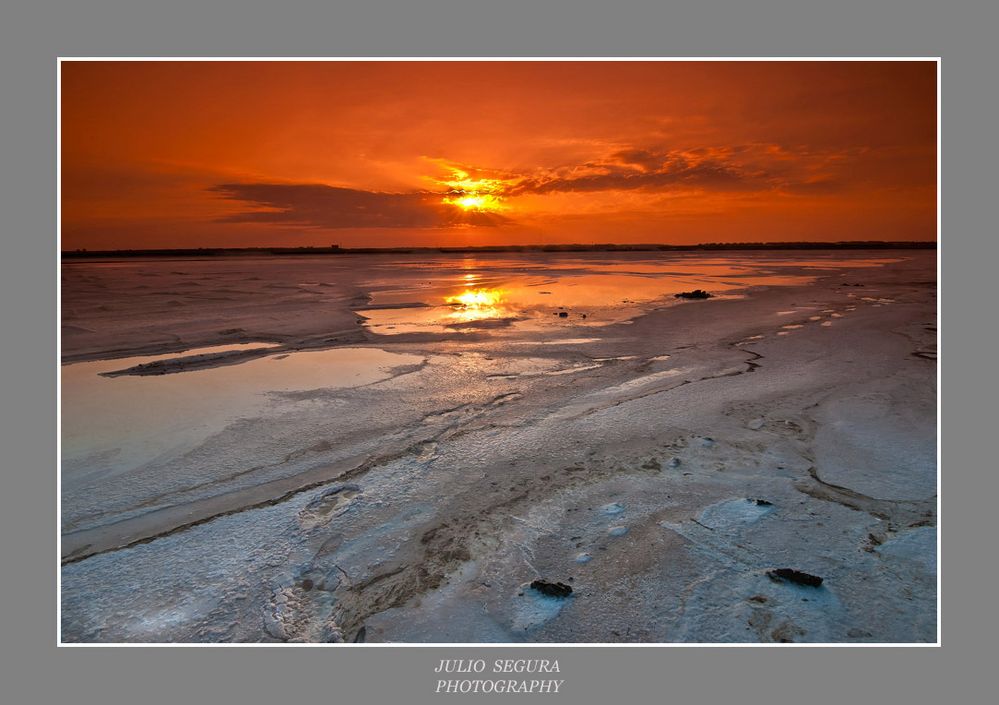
[445,287,504,308]
[444,287,508,322]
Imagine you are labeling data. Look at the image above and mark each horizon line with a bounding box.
[61,240,937,258]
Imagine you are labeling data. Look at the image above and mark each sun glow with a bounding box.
[440,168,507,213]
[444,192,503,212]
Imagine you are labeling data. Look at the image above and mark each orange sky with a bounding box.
[61,61,937,250]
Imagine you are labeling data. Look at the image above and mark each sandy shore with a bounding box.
[61,251,936,642]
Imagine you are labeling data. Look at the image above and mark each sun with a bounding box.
[444,192,503,212]
[440,168,506,213]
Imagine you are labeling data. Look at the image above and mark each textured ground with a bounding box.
[60,250,937,643]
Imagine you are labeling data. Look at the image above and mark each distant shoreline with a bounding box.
[61,241,936,259]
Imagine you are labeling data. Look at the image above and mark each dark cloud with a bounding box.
[610,149,664,171]
[509,153,758,196]
[506,145,844,197]
[209,183,510,229]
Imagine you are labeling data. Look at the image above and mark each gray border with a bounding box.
[3,1,993,703]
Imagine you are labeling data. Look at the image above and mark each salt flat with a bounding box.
[60,250,937,643]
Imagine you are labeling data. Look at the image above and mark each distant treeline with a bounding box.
[62,241,936,259]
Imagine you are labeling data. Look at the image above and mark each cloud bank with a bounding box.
[209,183,511,229]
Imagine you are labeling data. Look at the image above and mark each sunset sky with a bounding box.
[61,61,937,250]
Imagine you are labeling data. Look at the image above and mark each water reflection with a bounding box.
[62,346,424,482]
[355,254,902,336]
[443,287,510,324]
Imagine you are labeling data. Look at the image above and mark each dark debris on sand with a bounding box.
[531,580,573,598]
[767,568,824,587]
[674,289,713,300]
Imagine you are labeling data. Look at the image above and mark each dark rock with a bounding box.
[300,578,314,591]
[531,579,573,598]
[674,289,713,300]
[558,311,569,318]
[753,499,773,506]
[353,626,366,643]
[767,568,823,587]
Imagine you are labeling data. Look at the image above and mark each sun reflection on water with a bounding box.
[444,287,509,322]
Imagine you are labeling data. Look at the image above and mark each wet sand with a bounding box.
[60,250,937,643]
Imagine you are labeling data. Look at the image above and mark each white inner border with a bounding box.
[57,56,941,648]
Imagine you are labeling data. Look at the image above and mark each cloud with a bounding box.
[609,148,664,171]
[209,183,510,229]
[512,159,751,195]
[210,142,850,235]
[502,144,846,198]
[508,155,755,196]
